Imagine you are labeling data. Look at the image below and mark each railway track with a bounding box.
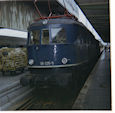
[0,80,35,110]
[16,95,37,110]
[16,97,57,110]
[17,96,68,110]
[16,88,78,110]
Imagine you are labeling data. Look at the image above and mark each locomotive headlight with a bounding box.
[62,58,68,64]
[29,59,34,65]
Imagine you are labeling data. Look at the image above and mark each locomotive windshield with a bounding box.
[41,29,49,45]
[28,27,66,45]
[51,28,66,44]
[29,30,40,45]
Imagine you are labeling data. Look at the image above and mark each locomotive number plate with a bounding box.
[40,61,54,66]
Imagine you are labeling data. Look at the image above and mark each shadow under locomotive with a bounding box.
[30,62,94,88]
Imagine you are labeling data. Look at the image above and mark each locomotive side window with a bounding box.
[41,29,49,45]
[51,28,66,44]
[29,30,40,45]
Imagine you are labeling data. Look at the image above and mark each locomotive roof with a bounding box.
[29,18,85,28]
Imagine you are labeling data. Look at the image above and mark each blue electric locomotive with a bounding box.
[25,17,100,88]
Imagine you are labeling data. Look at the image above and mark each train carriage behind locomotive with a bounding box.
[25,17,100,87]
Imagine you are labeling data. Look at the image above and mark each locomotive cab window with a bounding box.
[41,29,49,45]
[29,30,40,45]
[51,28,66,44]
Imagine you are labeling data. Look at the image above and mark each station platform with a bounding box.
[72,50,111,110]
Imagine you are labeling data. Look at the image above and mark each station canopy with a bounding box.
[56,0,108,46]
[0,28,27,39]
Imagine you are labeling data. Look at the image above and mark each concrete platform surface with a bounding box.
[72,50,111,110]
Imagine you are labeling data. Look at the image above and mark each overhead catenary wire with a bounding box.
[63,0,68,15]
[48,0,52,17]
[34,0,43,18]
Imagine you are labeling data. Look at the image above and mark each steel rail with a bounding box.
[16,95,37,110]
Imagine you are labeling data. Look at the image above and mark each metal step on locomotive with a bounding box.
[20,0,100,90]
